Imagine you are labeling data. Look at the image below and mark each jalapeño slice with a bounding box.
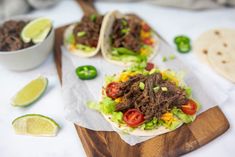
[75,65,97,80]
[174,35,190,45]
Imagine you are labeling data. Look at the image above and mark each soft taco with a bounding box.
[88,64,200,136]
[64,14,104,57]
[100,11,160,66]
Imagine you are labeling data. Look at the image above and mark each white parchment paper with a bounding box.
[62,39,228,145]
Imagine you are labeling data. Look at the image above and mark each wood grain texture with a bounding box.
[53,1,230,156]
[76,0,97,15]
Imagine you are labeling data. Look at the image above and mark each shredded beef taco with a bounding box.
[88,64,200,136]
[101,11,160,66]
[64,14,104,57]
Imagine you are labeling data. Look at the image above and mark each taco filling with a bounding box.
[88,64,200,134]
[66,14,103,52]
[110,17,156,63]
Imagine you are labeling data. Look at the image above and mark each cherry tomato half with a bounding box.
[143,38,153,45]
[123,109,144,127]
[181,99,197,115]
[106,82,121,99]
[145,62,155,71]
[142,23,151,32]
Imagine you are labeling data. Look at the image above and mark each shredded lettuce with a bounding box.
[140,117,182,131]
[99,97,116,114]
[105,75,116,85]
[112,47,137,56]
[127,61,147,72]
[111,112,123,123]
[76,44,95,52]
[171,108,195,123]
[149,68,160,75]
[111,54,146,63]
[111,47,147,64]
[141,117,158,130]
[141,44,153,53]
[66,34,75,44]
[167,119,182,130]
[86,101,100,111]
[184,86,192,97]
[87,97,116,115]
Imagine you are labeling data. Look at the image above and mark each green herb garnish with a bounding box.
[153,86,160,93]
[139,82,145,90]
[77,31,86,37]
[169,54,176,60]
[161,87,168,91]
[162,56,167,62]
[90,14,97,22]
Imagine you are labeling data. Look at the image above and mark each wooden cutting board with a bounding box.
[54,0,230,156]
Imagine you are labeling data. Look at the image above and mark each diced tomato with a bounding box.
[123,109,144,127]
[106,82,121,99]
[181,99,197,115]
[143,38,153,45]
[142,23,151,32]
[145,62,155,71]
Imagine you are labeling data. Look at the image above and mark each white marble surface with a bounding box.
[0,0,235,157]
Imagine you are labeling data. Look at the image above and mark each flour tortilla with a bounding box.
[100,10,160,67]
[63,24,101,57]
[102,113,195,136]
[207,45,235,83]
[193,28,235,64]
[193,28,235,82]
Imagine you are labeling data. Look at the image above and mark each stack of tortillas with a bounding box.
[194,28,235,83]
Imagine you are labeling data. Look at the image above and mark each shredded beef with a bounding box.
[73,14,103,47]
[115,73,188,120]
[0,20,33,51]
[111,18,141,52]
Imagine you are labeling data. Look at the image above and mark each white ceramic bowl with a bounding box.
[0,17,54,71]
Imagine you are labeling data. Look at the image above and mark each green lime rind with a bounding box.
[11,76,48,107]
[12,114,60,128]
[21,17,52,44]
[12,114,60,137]
[32,26,51,44]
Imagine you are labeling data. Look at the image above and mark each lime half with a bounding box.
[12,114,60,136]
[11,76,48,107]
[21,17,52,44]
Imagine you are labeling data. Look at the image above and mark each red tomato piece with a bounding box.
[143,38,153,45]
[181,99,197,115]
[145,62,155,71]
[106,82,121,99]
[142,23,151,32]
[123,109,144,127]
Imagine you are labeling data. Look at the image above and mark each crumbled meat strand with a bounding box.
[115,73,188,120]
[0,20,33,51]
[115,74,147,111]
[111,18,141,52]
[73,14,103,47]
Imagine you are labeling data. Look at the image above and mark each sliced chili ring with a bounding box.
[174,35,190,44]
[177,42,191,53]
[75,65,97,80]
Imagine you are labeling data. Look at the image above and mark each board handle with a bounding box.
[75,0,98,15]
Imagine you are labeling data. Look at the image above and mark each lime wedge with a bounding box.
[12,114,60,136]
[32,26,51,43]
[11,76,48,107]
[21,17,52,44]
